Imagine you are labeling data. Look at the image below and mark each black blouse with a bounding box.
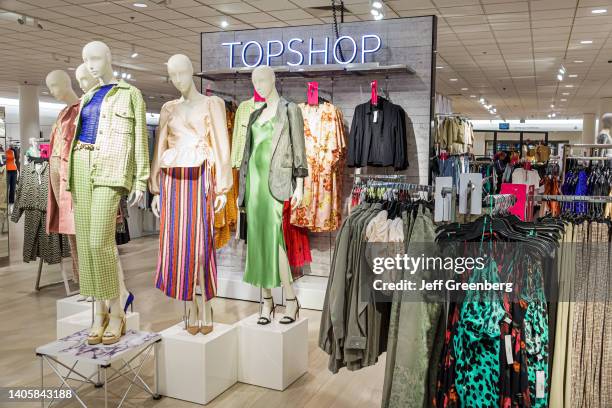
[347,97,409,170]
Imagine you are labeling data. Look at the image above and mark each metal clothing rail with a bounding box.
[534,194,612,203]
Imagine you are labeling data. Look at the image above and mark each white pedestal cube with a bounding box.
[56,294,92,320]
[56,310,140,380]
[237,314,308,391]
[157,323,238,405]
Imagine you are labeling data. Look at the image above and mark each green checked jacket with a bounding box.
[67,80,150,193]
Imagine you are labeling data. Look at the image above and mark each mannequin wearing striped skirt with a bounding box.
[150,55,231,335]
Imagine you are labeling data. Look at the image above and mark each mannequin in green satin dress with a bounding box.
[243,65,304,324]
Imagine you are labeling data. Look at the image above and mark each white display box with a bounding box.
[237,314,308,391]
[56,310,140,380]
[157,323,238,405]
[56,294,92,320]
[289,275,327,311]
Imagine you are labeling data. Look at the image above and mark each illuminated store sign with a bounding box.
[222,34,382,68]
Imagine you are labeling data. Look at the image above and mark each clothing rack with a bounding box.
[562,143,612,178]
[534,194,612,203]
[351,173,434,193]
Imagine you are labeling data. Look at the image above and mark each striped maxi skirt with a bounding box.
[155,165,217,301]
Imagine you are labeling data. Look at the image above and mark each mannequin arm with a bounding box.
[128,190,144,207]
[151,194,160,218]
[290,177,304,210]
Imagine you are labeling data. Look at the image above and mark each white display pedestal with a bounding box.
[237,314,308,391]
[56,294,92,320]
[56,310,140,380]
[289,275,328,311]
[158,322,238,405]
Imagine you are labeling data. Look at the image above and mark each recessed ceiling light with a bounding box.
[557,74,563,81]
[565,84,574,88]
[592,8,607,14]
[449,78,458,81]
[372,1,383,9]
[574,60,584,63]
[470,95,476,98]
[220,20,229,28]
[68,67,75,71]
[561,98,567,102]
[370,9,379,16]
[436,66,443,69]
[569,74,577,78]
[580,40,593,44]
[133,2,147,7]
[562,92,570,95]
[461,87,468,91]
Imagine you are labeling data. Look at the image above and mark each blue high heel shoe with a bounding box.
[124,292,134,313]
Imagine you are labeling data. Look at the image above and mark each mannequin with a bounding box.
[45,70,80,283]
[75,63,96,93]
[597,113,612,158]
[150,54,231,334]
[69,41,150,345]
[239,65,305,324]
[25,137,40,163]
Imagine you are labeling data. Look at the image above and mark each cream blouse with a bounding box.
[149,95,232,195]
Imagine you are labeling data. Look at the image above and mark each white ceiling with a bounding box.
[0,0,611,119]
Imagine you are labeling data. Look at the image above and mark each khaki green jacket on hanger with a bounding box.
[67,80,150,193]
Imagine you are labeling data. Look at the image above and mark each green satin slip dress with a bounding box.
[243,118,287,288]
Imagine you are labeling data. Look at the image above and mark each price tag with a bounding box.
[536,371,545,398]
[307,81,319,105]
[371,79,378,105]
[504,335,514,365]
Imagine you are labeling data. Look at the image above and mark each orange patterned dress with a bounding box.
[291,102,346,232]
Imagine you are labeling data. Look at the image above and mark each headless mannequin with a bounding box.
[598,113,612,158]
[82,41,142,340]
[151,54,227,330]
[251,66,303,322]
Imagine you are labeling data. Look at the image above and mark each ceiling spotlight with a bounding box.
[121,72,127,79]
[559,66,566,74]
[17,15,25,25]
[221,20,229,28]
[126,73,132,80]
[371,0,383,9]
[133,2,148,7]
[113,71,118,76]
[371,9,380,16]
[580,40,593,44]
[551,112,556,117]
[374,13,384,20]
[479,97,485,103]
[550,104,555,108]
[592,9,607,14]
[557,74,563,81]
[130,44,138,58]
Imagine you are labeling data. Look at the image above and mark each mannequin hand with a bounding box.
[290,178,304,210]
[214,194,227,213]
[128,190,144,207]
[151,195,160,218]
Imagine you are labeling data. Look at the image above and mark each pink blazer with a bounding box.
[46,102,79,235]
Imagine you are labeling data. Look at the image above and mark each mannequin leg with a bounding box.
[90,300,108,334]
[115,247,130,311]
[261,288,274,318]
[279,245,299,320]
[104,296,126,341]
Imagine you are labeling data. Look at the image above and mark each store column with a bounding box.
[18,84,40,159]
[582,113,596,144]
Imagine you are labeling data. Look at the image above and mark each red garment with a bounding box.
[282,201,312,272]
[5,149,16,171]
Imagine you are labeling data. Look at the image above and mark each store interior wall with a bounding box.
[206,17,435,278]
[472,131,582,156]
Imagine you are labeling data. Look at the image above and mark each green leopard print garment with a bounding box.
[453,259,506,407]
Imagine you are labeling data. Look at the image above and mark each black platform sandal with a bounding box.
[279,298,300,324]
[257,296,276,325]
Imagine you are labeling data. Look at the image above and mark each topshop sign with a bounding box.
[222,34,382,68]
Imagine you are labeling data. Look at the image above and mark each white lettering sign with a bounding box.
[222,34,382,68]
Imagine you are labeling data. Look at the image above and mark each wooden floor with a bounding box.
[0,233,385,408]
